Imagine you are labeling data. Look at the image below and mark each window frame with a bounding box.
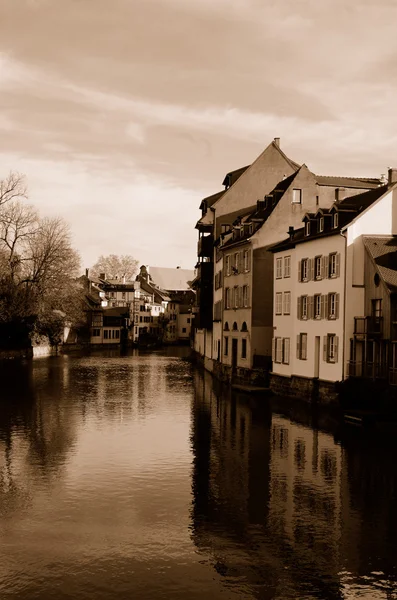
[292,188,302,204]
[315,255,322,280]
[305,221,310,236]
[276,257,283,279]
[283,338,290,364]
[284,255,291,278]
[275,292,283,315]
[319,217,324,233]
[333,212,339,228]
[241,338,247,359]
[301,295,308,320]
[283,291,291,315]
[299,333,308,360]
[301,258,309,281]
[314,294,321,319]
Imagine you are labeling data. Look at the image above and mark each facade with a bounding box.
[270,169,397,399]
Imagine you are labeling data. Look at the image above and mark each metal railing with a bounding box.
[347,361,388,380]
[354,316,383,336]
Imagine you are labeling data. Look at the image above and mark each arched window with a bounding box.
[224,322,229,331]
[232,322,238,331]
[241,322,248,332]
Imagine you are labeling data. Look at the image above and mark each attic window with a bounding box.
[374,273,380,287]
[318,217,324,233]
[333,213,338,228]
[292,189,302,204]
[305,221,310,236]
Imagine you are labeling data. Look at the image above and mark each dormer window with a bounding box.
[305,221,310,236]
[333,212,338,228]
[318,217,324,233]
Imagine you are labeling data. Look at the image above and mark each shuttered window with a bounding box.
[283,338,290,364]
[324,334,339,363]
[275,292,283,315]
[297,333,308,360]
[283,291,291,315]
[276,257,283,279]
[284,256,291,278]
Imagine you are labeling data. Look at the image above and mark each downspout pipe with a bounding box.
[339,227,348,381]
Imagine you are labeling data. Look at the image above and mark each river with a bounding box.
[0,348,397,599]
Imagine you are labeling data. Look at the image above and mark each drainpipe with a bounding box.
[339,228,348,381]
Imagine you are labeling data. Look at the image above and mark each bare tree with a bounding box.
[90,254,139,281]
[0,172,27,209]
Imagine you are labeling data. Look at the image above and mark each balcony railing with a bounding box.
[347,361,388,380]
[197,235,214,258]
[354,316,383,337]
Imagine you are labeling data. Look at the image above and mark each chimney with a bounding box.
[274,137,280,147]
[335,187,347,202]
[176,266,180,269]
[85,268,89,277]
[288,226,294,239]
[122,275,126,284]
[388,168,397,185]
[99,272,106,280]
[257,199,265,211]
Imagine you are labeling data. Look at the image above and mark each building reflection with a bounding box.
[190,370,345,599]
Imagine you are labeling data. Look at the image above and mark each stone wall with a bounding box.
[270,373,339,406]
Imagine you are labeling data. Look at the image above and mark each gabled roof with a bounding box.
[270,184,390,253]
[220,169,302,250]
[363,236,397,293]
[315,175,382,189]
[148,266,194,291]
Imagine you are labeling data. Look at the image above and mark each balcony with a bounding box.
[354,316,383,338]
[197,235,214,258]
[347,361,388,380]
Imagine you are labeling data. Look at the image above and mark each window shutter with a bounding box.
[335,336,339,363]
[323,336,328,362]
[220,270,223,287]
[298,260,302,282]
[336,253,341,277]
[297,334,300,359]
[297,296,301,320]
[248,250,251,272]
[324,255,329,278]
[310,259,315,282]
[272,337,275,362]
[320,294,324,319]
[247,285,250,307]
[324,294,329,320]
[336,293,340,319]
[320,256,324,279]
[308,295,313,319]
[240,286,244,308]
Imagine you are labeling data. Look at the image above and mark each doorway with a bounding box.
[314,336,320,378]
[232,338,238,371]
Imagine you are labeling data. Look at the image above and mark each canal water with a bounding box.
[1,349,397,599]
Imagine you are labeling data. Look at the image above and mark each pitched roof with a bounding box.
[363,236,397,293]
[338,184,388,211]
[148,266,195,291]
[220,170,301,249]
[315,175,382,189]
[199,190,225,210]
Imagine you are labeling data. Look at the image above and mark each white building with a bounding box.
[271,170,397,401]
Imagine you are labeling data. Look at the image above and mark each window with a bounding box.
[182,327,186,333]
[135,314,138,322]
[305,221,310,236]
[140,316,143,322]
[234,285,239,308]
[122,292,126,299]
[329,253,339,277]
[110,292,115,298]
[319,217,324,233]
[301,295,308,319]
[325,334,338,363]
[92,328,100,337]
[226,255,231,276]
[104,330,109,339]
[234,252,240,273]
[283,338,290,364]
[316,195,319,206]
[275,292,283,315]
[224,336,229,356]
[115,330,120,339]
[315,256,322,279]
[372,298,382,318]
[243,285,249,307]
[314,294,321,319]
[283,291,291,315]
[225,287,231,309]
[301,258,309,281]
[284,256,291,278]
[329,293,338,319]
[274,337,283,363]
[187,318,191,323]
[292,188,302,204]
[241,339,247,359]
[333,213,338,228]
[276,257,283,279]
[297,333,308,360]
[243,250,250,272]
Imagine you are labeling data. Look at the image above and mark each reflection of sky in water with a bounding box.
[0,353,397,599]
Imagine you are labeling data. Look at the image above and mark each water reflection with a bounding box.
[1,354,397,599]
[191,370,397,600]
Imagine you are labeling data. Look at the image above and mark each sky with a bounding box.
[1,0,397,272]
